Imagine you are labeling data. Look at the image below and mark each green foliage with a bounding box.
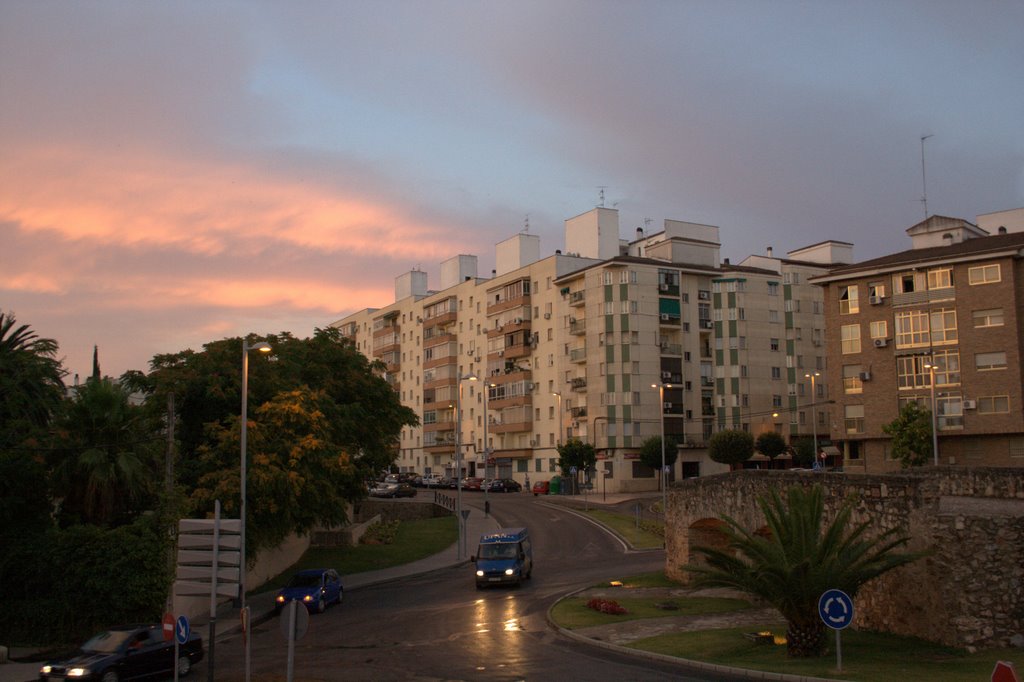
[882,402,934,468]
[557,437,597,474]
[708,429,754,466]
[638,435,679,472]
[0,310,67,449]
[686,484,927,657]
[360,519,401,545]
[0,514,172,645]
[754,431,787,460]
[49,378,162,527]
[0,449,53,548]
[790,437,815,468]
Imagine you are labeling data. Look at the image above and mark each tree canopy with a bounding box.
[0,311,67,449]
[755,431,787,460]
[882,402,933,468]
[708,429,754,467]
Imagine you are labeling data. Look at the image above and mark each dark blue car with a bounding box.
[274,568,343,614]
[39,624,203,681]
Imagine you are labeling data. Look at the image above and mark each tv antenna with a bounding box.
[920,134,934,220]
[524,214,530,233]
[597,186,607,207]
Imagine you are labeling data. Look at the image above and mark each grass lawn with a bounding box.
[548,573,1020,682]
[579,509,664,549]
[257,515,457,593]
[629,626,1022,682]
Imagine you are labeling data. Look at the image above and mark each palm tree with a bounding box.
[686,484,927,657]
[0,311,67,448]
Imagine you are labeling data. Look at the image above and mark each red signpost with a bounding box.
[993,661,1020,682]
[162,612,175,642]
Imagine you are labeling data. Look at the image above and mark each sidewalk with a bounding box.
[0,498,500,682]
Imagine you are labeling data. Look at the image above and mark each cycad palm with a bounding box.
[686,484,926,657]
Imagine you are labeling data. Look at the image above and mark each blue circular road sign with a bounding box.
[818,589,854,630]
[175,615,191,644]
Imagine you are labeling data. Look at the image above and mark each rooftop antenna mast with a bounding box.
[524,214,530,233]
[597,186,607,208]
[920,134,934,220]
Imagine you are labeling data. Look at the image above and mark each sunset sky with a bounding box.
[2,1,1022,382]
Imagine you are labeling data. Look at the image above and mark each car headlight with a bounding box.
[475,570,484,577]
[276,595,285,603]
[505,568,515,576]
[67,668,89,677]
[303,595,313,602]
[40,665,52,674]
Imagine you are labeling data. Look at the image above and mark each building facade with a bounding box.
[811,215,1024,471]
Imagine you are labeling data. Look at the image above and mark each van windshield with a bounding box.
[478,543,518,559]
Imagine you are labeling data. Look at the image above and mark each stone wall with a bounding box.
[664,468,1024,650]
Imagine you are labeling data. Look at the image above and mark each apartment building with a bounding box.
[331,206,865,491]
[811,214,1024,472]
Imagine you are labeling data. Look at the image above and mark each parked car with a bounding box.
[486,478,522,493]
[462,477,484,491]
[532,480,550,496]
[422,474,444,487]
[370,482,417,498]
[39,624,203,681]
[274,568,344,614]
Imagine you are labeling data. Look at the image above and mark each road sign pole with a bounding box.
[207,501,220,682]
[836,629,843,672]
[174,638,179,682]
[286,601,296,682]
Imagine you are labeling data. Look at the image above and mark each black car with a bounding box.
[39,624,203,681]
[486,478,522,493]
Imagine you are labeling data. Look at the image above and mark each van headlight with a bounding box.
[67,668,89,677]
[476,570,484,577]
[40,665,52,674]
[505,568,514,576]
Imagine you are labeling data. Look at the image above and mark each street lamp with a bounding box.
[551,391,563,447]
[455,372,477,560]
[651,383,672,530]
[805,372,820,466]
[923,360,939,466]
[240,338,270,682]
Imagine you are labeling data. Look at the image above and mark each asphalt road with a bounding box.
[205,494,744,682]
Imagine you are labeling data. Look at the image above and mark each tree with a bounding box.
[686,484,927,657]
[556,438,597,494]
[191,387,364,557]
[0,311,67,449]
[708,429,754,467]
[49,378,160,527]
[882,402,933,468]
[791,437,816,468]
[755,431,787,463]
[639,435,679,489]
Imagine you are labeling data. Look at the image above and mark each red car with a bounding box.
[462,477,484,491]
[532,480,549,496]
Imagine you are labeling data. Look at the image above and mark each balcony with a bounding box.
[569,318,586,335]
[569,290,586,306]
[660,342,682,355]
[569,347,587,363]
[570,376,587,391]
[658,314,680,326]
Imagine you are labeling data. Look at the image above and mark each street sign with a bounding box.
[279,600,309,641]
[992,661,1021,682]
[177,533,241,550]
[162,612,175,641]
[176,565,240,583]
[177,549,241,566]
[178,518,242,534]
[819,589,854,629]
[175,616,191,645]
[174,580,239,598]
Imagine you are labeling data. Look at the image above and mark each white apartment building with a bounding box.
[331,207,854,491]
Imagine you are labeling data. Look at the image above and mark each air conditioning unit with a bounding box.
[873,338,888,348]
[859,372,872,381]
[514,317,523,324]
[962,399,977,410]
[497,350,505,357]
[701,320,714,329]
[661,371,671,380]
[526,381,535,390]
[663,402,672,409]
[698,290,710,300]
[543,312,551,319]
[659,283,669,291]
[660,313,670,321]
[529,439,539,447]
[869,295,884,305]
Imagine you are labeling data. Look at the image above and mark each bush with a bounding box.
[586,598,627,615]
[360,519,400,545]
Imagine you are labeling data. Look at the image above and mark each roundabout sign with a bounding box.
[818,589,855,671]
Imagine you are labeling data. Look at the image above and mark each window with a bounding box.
[842,365,863,394]
[844,405,864,434]
[841,324,861,354]
[868,282,886,299]
[968,264,1000,285]
[768,282,779,296]
[973,309,1004,328]
[771,367,782,379]
[603,271,613,285]
[975,352,1007,371]
[894,311,929,348]
[930,349,960,386]
[930,309,958,345]
[977,396,1010,414]
[870,320,888,339]
[927,267,953,290]
[937,396,964,430]
[769,310,779,323]
[839,286,859,314]
[897,356,930,390]
[893,271,926,294]
[772,394,782,407]
[770,338,780,351]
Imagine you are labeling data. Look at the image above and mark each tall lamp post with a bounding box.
[240,339,270,682]
[651,383,672,528]
[805,372,820,465]
[455,373,477,560]
[924,360,939,466]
